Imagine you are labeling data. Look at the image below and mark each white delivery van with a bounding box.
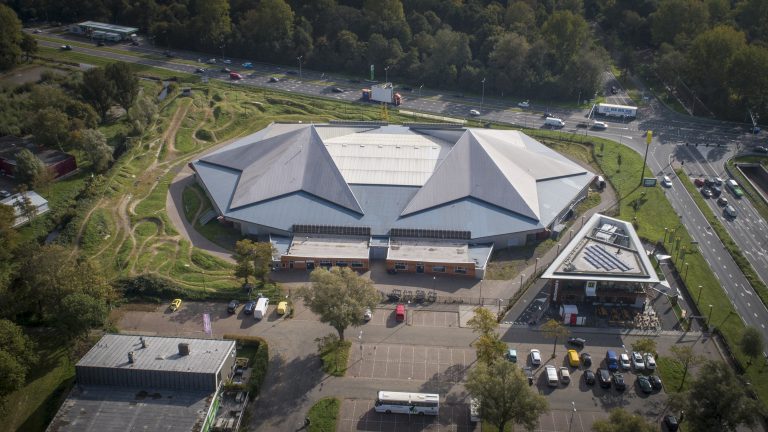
[545,365,559,387]
[544,117,565,128]
[469,397,481,423]
[253,297,269,320]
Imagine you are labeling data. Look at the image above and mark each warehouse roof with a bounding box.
[77,334,235,374]
[77,21,139,33]
[541,213,660,283]
[285,235,370,260]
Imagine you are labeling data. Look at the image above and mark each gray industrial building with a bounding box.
[47,334,237,432]
[191,122,595,277]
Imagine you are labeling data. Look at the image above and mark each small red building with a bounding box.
[0,136,77,179]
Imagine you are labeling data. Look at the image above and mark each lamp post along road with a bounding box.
[384,66,390,84]
[297,56,303,80]
[481,78,486,111]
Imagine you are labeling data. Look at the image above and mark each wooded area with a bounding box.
[6,0,767,117]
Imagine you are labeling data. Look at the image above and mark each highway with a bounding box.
[34,33,768,339]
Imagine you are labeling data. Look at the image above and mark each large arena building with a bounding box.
[191,123,595,278]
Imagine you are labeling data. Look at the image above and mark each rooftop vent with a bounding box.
[178,343,190,356]
[128,351,136,364]
[140,336,148,348]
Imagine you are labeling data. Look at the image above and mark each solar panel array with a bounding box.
[583,244,631,272]
[293,224,371,236]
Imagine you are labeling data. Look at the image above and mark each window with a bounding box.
[432,266,446,273]
[395,262,407,270]
[335,261,348,267]
[455,267,467,274]
[319,260,332,267]
[351,262,364,268]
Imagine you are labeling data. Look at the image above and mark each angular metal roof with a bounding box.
[200,125,363,214]
[401,129,587,220]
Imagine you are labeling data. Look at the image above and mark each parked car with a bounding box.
[469,109,481,116]
[644,353,657,370]
[637,375,653,394]
[717,196,728,206]
[243,300,256,314]
[518,100,530,108]
[559,367,571,384]
[567,337,586,348]
[701,187,713,198]
[363,308,372,321]
[530,349,542,366]
[227,299,240,313]
[395,303,406,322]
[169,298,182,312]
[598,368,611,388]
[606,350,619,371]
[664,415,679,431]
[505,349,518,363]
[613,372,627,391]
[649,375,663,390]
[632,351,645,370]
[620,353,631,370]
[584,369,596,385]
[277,301,288,315]
[524,367,534,385]
[694,177,705,187]
[580,352,592,367]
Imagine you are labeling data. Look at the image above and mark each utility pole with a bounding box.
[297,56,303,80]
[481,78,486,111]
[640,130,652,186]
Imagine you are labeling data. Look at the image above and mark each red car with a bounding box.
[395,303,406,322]
[693,178,705,187]
[229,72,243,80]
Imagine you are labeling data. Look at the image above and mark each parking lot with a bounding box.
[347,344,476,383]
[338,399,475,432]
[362,308,460,328]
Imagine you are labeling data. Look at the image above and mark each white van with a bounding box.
[544,117,565,128]
[469,397,481,423]
[545,365,559,387]
[253,297,269,320]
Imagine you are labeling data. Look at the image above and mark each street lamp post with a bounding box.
[556,243,562,255]
[419,83,424,98]
[481,78,486,111]
[520,273,525,288]
[697,285,703,304]
[297,56,303,80]
[534,257,540,275]
[707,304,714,327]
[384,66,390,84]
[569,402,576,432]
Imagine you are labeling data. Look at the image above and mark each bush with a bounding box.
[195,128,213,141]
[222,334,269,397]
[114,274,188,302]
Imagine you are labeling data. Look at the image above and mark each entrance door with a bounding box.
[307,262,315,271]
[416,264,424,273]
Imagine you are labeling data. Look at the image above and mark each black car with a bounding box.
[701,187,713,198]
[704,177,716,187]
[286,70,298,75]
[567,337,586,348]
[227,300,240,313]
[613,372,627,391]
[269,77,279,83]
[221,67,231,73]
[649,375,663,390]
[243,300,256,315]
[331,87,344,93]
[584,369,596,385]
[598,368,611,388]
[195,68,206,73]
[755,146,768,153]
[580,353,592,367]
[664,415,679,431]
[524,367,534,386]
[97,41,105,46]
[611,86,618,94]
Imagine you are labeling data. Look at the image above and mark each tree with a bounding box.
[299,267,380,341]
[671,360,761,431]
[465,360,548,432]
[13,149,45,188]
[650,0,709,46]
[670,344,702,389]
[468,307,506,365]
[0,319,38,366]
[238,0,294,59]
[80,67,115,120]
[739,326,764,366]
[78,129,113,173]
[0,350,26,405]
[631,338,657,355]
[57,293,108,341]
[592,408,656,432]
[233,239,256,284]
[541,11,590,72]
[31,107,70,151]
[192,0,232,51]
[541,319,569,357]
[20,33,37,61]
[0,5,22,70]
[104,62,139,111]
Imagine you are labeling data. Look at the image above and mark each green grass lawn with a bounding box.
[656,356,689,393]
[307,397,341,432]
[320,339,351,377]
[5,330,77,432]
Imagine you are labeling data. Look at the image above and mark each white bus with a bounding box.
[595,103,637,118]
[374,391,440,415]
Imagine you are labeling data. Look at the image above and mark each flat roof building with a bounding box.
[192,123,595,278]
[1,191,49,227]
[69,21,139,41]
[47,334,238,432]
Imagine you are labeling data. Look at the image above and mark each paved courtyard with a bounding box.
[347,344,476,383]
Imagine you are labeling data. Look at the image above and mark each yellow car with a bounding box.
[277,301,288,315]
[169,298,182,311]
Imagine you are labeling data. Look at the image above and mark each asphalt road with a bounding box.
[34,32,768,340]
